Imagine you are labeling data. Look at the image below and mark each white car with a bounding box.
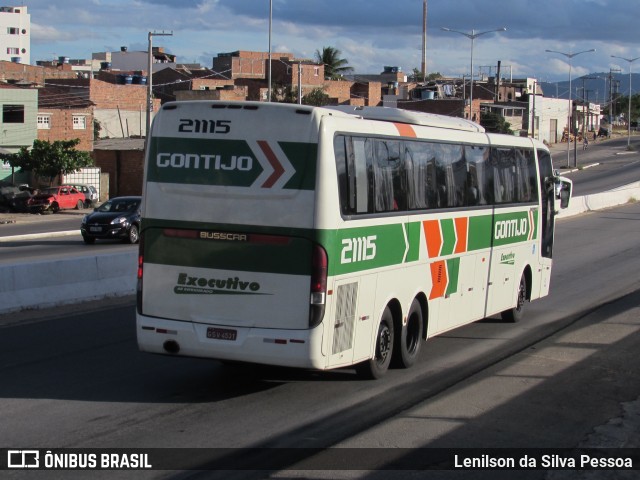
[69,184,98,207]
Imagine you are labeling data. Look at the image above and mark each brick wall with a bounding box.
[90,78,148,110]
[176,85,248,101]
[352,81,382,106]
[324,80,352,104]
[37,107,94,151]
[92,149,144,197]
[0,60,76,85]
[213,51,294,80]
[271,61,324,89]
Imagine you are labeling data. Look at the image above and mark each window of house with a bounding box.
[73,115,86,130]
[314,67,320,77]
[3,104,24,123]
[6,47,19,55]
[7,27,19,35]
[37,115,51,129]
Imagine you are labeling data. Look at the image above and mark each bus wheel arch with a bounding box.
[501,266,531,323]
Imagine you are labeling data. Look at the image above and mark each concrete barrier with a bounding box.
[0,251,137,315]
[558,181,640,218]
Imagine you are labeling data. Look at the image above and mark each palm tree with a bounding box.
[315,46,354,80]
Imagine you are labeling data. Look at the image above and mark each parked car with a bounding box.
[69,183,98,207]
[0,181,32,213]
[27,185,85,213]
[80,196,142,244]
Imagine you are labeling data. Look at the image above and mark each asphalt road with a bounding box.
[0,209,137,264]
[2,202,640,479]
[550,135,640,196]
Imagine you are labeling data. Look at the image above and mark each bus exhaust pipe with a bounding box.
[163,340,180,354]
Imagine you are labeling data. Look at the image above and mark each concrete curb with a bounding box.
[0,230,80,242]
[557,181,640,218]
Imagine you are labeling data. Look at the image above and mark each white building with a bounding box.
[528,95,570,144]
[93,47,176,73]
[0,5,29,64]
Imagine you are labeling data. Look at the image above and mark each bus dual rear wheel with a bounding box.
[394,299,423,369]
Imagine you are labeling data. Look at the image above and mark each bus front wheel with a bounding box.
[356,306,394,379]
[501,274,527,323]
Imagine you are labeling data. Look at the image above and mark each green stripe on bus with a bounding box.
[141,206,539,277]
[440,219,456,256]
[145,137,316,190]
[280,142,318,190]
[405,222,421,263]
[147,137,260,187]
[331,223,409,275]
[467,215,493,251]
[493,210,537,247]
[445,257,460,296]
[143,225,314,276]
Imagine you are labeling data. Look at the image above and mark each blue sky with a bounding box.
[25,0,640,84]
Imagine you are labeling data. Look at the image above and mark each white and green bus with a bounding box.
[136,102,572,378]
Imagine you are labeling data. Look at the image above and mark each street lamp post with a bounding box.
[146,30,173,140]
[545,48,595,168]
[611,55,640,149]
[441,27,506,122]
[267,0,273,102]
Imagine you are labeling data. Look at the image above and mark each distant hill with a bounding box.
[539,72,640,103]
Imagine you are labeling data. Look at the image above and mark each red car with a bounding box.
[27,185,86,213]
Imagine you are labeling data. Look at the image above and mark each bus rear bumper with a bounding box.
[136,315,326,370]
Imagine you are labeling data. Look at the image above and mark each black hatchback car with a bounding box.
[81,196,142,244]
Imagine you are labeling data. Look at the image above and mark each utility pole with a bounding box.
[442,27,506,122]
[297,62,303,105]
[146,30,172,140]
[611,55,640,148]
[421,0,427,80]
[531,81,537,139]
[268,0,273,102]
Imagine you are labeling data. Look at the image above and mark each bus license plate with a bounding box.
[207,327,237,341]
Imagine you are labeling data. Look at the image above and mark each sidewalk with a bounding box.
[275,275,640,479]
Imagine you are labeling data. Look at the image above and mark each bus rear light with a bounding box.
[136,236,144,315]
[309,244,327,328]
[310,244,327,295]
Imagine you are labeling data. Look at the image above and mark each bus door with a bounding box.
[537,149,555,297]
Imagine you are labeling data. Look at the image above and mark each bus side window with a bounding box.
[406,141,437,210]
[335,135,372,215]
[465,145,489,206]
[353,137,372,214]
[373,139,404,212]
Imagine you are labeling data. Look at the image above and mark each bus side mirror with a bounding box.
[554,176,572,209]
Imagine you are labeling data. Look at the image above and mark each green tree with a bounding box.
[302,87,330,106]
[480,111,513,135]
[4,139,93,185]
[607,94,640,125]
[315,46,353,80]
[410,69,444,82]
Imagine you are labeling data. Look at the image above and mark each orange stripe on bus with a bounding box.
[454,217,468,254]
[429,261,448,300]
[423,220,442,258]
[393,123,417,138]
